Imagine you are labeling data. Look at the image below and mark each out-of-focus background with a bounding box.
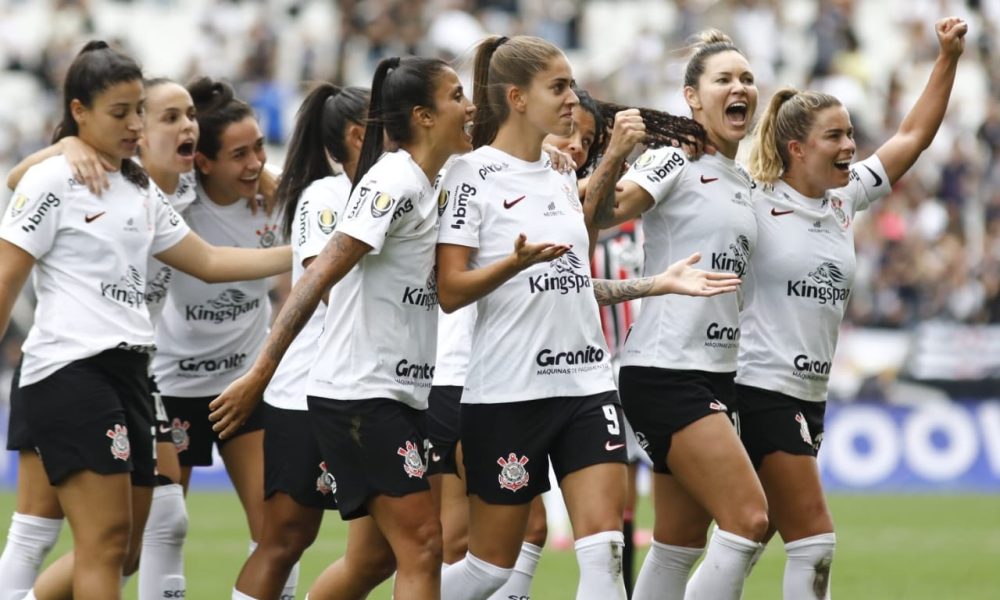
[0,1,998,597]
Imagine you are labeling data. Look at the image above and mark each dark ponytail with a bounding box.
[596,100,707,153]
[354,55,448,192]
[279,83,369,240]
[55,40,148,189]
[187,76,254,163]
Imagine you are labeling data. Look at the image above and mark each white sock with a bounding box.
[746,540,766,576]
[574,531,626,600]
[487,542,542,599]
[783,533,835,600]
[138,484,188,600]
[684,528,760,600]
[632,540,703,600]
[246,536,300,599]
[0,513,62,600]
[232,588,257,600]
[441,552,513,600]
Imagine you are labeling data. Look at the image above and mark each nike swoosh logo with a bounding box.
[605,441,625,451]
[700,175,718,184]
[85,211,106,223]
[771,208,794,216]
[158,425,172,434]
[863,164,883,187]
[503,195,526,209]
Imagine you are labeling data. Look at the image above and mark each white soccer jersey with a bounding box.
[0,156,188,386]
[306,150,439,410]
[151,184,281,397]
[146,170,198,325]
[437,146,616,404]
[433,304,476,387]
[736,155,890,402]
[264,174,350,411]
[619,147,757,372]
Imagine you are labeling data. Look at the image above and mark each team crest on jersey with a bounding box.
[8,193,28,217]
[371,191,394,218]
[171,418,191,453]
[106,424,130,461]
[497,453,530,491]
[397,440,426,478]
[633,150,657,170]
[316,461,337,495]
[795,412,813,446]
[562,183,582,212]
[829,196,851,229]
[709,400,728,412]
[437,188,449,216]
[256,223,278,248]
[317,208,337,234]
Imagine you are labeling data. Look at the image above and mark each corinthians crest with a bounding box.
[497,452,530,491]
[397,440,426,478]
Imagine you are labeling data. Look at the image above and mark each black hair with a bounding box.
[572,87,607,177]
[54,40,148,189]
[279,83,369,240]
[186,76,254,163]
[354,55,450,191]
[596,100,707,155]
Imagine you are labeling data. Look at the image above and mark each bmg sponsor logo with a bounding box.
[450,182,476,229]
[635,151,685,183]
[527,249,591,295]
[19,193,60,232]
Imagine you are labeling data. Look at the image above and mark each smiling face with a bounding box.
[195,116,265,204]
[73,78,145,164]
[519,54,578,137]
[791,105,856,193]
[684,50,758,157]
[140,82,199,175]
[542,104,597,170]
[428,67,476,155]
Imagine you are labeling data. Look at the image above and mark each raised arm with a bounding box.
[437,236,571,313]
[585,109,647,229]
[875,17,967,185]
[7,137,112,195]
[154,232,292,283]
[208,231,371,438]
[592,252,740,306]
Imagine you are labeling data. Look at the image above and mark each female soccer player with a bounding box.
[210,55,476,600]
[435,35,739,600]
[0,41,289,600]
[589,30,769,600]
[231,82,370,600]
[736,17,966,598]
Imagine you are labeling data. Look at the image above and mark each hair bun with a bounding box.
[81,40,110,53]
[186,76,235,113]
[692,28,733,47]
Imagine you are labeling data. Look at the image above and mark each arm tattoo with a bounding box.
[264,232,362,366]
[590,168,618,228]
[593,276,656,306]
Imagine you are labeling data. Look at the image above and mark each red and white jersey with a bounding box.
[437,145,616,404]
[619,146,757,372]
[151,184,280,396]
[265,174,350,411]
[736,155,890,402]
[306,150,440,410]
[1,156,188,385]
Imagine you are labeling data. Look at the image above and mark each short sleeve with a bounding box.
[620,146,688,208]
[296,177,348,263]
[338,161,415,254]
[150,187,191,254]
[845,155,890,215]
[436,158,484,249]
[0,162,65,258]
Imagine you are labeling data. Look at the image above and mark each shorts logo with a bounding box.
[397,440,426,478]
[317,208,337,234]
[107,424,130,461]
[171,418,191,453]
[709,400,728,412]
[795,412,813,446]
[497,452,530,492]
[316,461,337,495]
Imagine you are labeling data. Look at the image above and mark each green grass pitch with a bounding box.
[2,492,999,598]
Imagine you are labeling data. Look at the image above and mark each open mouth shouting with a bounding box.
[725,101,749,128]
